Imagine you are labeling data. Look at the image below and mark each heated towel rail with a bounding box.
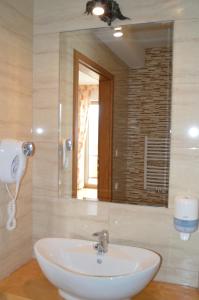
[144,136,169,192]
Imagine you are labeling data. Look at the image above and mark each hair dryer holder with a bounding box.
[0,139,34,230]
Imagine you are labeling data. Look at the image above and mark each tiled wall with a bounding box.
[0,0,33,279]
[33,0,199,288]
[113,47,172,206]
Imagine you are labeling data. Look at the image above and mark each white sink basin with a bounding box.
[34,238,160,300]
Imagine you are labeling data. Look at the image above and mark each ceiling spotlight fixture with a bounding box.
[113,31,123,38]
[114,26,122,31]
[113,26,123,37]
[92,2,105,16]
[85,0,130,26]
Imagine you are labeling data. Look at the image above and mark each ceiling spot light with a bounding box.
[85,0,130,26]
[113,31,123,38]
[92,3,105,16]
[114,26,122,31]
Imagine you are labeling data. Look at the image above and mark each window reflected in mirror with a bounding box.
[77,66,99,200]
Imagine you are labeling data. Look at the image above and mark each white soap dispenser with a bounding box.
[174,196,199,241]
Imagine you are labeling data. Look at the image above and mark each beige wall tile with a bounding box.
[0,0,33,279]
[33,142,58,199]
[156,265,199,288]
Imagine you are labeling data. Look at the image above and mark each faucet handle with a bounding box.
[93,232,99,237]
[92,230,109,241]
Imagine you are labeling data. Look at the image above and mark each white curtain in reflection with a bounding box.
[77,85,90,189]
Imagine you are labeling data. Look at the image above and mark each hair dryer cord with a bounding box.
[5,182,20,230]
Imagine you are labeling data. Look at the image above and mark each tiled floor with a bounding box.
[0,260,198,300]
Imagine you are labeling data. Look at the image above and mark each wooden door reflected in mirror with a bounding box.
[72,51,114,201]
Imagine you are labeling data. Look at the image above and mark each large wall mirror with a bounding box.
[59,21,173,207]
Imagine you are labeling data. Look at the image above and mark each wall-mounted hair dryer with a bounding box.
[0,139,34,230]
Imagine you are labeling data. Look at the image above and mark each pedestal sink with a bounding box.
[34,238,161,300]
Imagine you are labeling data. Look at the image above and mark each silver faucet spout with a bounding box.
[93,230,109,254]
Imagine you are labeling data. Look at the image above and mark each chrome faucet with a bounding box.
[93,230,109,254]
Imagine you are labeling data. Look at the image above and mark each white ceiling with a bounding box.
[94,22,172,69]
[79,70,99,85]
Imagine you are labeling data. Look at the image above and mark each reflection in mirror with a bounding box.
[59,21,173,207]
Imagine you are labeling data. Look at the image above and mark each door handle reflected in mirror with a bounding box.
[63,138,72,168]
[65,138,72,151]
